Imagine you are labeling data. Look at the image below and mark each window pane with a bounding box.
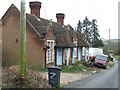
[51,42,53,48]
[48,42,50,46]
[51,49,52,61]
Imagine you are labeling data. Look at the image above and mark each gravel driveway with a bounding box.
[60,73,91,85]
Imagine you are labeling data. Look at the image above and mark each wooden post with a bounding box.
[66,48,70,66]
[20,0,26,76]
[72,48,74,64]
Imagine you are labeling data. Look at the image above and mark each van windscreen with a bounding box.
[96,55,108,61]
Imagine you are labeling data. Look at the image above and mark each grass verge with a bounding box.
[113,55,120,61]
[108,61,115,67]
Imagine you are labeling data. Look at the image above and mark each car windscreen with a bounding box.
[96,55,108,61]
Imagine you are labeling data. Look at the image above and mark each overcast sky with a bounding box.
[0,0,119,39]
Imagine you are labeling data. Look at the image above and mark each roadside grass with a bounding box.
[113,55,120,61]
[0,85,2,90]
[108,61,115,67]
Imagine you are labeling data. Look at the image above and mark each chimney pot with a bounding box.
[29,1,41,18]
[56,13,65,25]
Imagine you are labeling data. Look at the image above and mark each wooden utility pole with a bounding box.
[20,0,26,76]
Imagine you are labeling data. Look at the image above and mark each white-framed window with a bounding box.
[46,40,55,64]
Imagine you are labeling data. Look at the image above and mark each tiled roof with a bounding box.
[27,14,91,47]
[77,33,91,47]
[65,24,91,47]
[26,14,74,47]
[2,4,91,47]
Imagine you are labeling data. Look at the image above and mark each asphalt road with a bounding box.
[64,59,119,88]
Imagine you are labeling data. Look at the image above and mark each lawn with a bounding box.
[39,62,90,73]
[61,62,90,73]
[39,61,105,74]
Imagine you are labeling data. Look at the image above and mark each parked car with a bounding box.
[94,54,108,69]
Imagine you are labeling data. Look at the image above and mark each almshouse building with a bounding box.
[1,1,91,68]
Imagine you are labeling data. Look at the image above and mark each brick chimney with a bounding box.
[29,1,41,18]
[56,13,65,25]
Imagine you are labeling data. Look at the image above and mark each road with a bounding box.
[64,59,119,88]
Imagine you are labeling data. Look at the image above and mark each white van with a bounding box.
[87,47,103,61]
